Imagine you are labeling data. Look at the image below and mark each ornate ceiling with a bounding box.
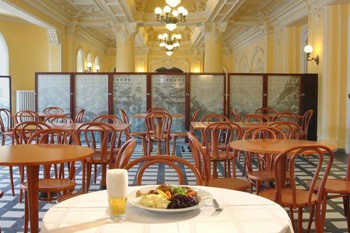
[1,0,296,49]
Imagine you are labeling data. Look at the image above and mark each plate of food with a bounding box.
[128,184,212,213]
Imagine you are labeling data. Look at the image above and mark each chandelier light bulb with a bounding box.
[163,33,169,39]
[304,45,313,54]
[166,51,173,56]
[158,34,164,40]
[160,42,166,47]
[177,6,185,14]
[172,10,179,17]
[154,7,163,15]
[166,44,174,50]
[163,6,171,14]
[166,23,177,31]
[166,0,181,8]
[174,42,180,47]
[183,8,188,16]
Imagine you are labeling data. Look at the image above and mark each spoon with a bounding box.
[212,199,223,211]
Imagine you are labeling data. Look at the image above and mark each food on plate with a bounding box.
[135,184,199,209]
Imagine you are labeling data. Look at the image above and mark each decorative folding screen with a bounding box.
[113,74,147,132]
[229,75,263,115]
[36,74,71,113]
[75,74,108,122]
[190,74,225,120]
[152,74,186,132]
[267,75,301,113]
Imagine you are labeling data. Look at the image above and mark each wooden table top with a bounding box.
[191,121,270,130]
[0,144,94,166]
[230,139,337,154]
[30,123,129,131]
[133,113,184,118]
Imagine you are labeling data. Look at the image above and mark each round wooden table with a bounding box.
[0,144,93,233]
[230,139,337,154]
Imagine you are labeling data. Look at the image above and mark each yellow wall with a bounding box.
[0,18,49,111]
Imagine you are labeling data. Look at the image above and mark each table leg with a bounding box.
[156,118,162,155]
[26,165,39,233]
[100,164,107,190]
[212,161,218,178]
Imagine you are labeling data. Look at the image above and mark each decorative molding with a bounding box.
[113,23,138,41]
[135,46,150,56]
[223,47,233,56]
[47,29,62,46]
[309,1,325,24]
[149,57,190,72]
[201,22,227,40]
[188,47,204,56]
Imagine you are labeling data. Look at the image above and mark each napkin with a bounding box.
[106,169,128,198]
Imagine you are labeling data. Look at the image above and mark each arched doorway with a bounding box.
[76,48,84,72]
[155,67,183,73]
[0,32,9,75]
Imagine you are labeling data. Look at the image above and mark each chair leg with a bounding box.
[172,136,177,156]
[298,207,303,233]
[255,181,260,195]
[19,166,25,203]
[289,207,295,230]
[344,196,350,231]
[94,164,97,184]
[307,205,315,233]
[9,166,15,196]
[86,164,92,193]
[24,191,28,233]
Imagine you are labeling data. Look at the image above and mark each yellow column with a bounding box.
[114,23,137,72]
[47,29,62,72]
[201,23,227,73]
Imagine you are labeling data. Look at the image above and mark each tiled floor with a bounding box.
[0,142,348,232]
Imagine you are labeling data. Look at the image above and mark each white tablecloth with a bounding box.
[41,186,294,233]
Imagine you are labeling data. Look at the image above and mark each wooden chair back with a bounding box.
[269,121,302,139]
[145,111,173,141]
[255,107,277,114]
[28,128,79,145]
[271,111,300,123]
[230,109,241,121]
[300,109,313,139]
[0,108,12,133]
[123,155,203,185]
[147,107,168,113]
[92,114,123,124]
[76,122,117,165]
[13,121,50,144]
[119,108,131,140]
[200,113,229,122]
[74,109,85,123]
[15,110,40,123]
[44,115,73,125]
[113,138,136,169]
[43,107,64,115]
[241,114,269,122]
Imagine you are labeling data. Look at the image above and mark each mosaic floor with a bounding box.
[0,142,348,233]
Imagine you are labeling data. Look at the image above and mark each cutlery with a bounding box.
[212,199,223,211]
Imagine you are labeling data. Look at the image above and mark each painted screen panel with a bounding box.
[230,75,263,116]
[37,74,70,112]
[152,74,186,132]
[190,75,224,120]
[75,74,108,122]
[113,74,147,132]
[0,77,10,110]
[268,76,300,113]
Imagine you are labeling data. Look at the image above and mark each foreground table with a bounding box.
[42,186,293,233]
[0,144,94,233]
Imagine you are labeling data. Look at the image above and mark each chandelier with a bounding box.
[154,0,188,31]
[158,32,182,56]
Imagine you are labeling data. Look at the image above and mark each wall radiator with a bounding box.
[16,90,35,112]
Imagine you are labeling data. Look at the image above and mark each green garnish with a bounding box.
[171,186,186,195]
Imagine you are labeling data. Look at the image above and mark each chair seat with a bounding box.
[310,179,350,194]
[85,151,110,164]
[209,151,234,161]
[248,171,291,182]
[171,132,188,138]
[21,179,76,193]
[208,178,250,191]
[259,188,317,207]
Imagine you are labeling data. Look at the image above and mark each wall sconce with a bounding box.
[94,65,100,72]
[85,62,92,72]
[304,45,319,65]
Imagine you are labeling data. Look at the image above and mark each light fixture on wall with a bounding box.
[304,45,319,65]
[154,1,188,31]
[158,32,181,52]
[85,62,92,72]
[94,65,100,72]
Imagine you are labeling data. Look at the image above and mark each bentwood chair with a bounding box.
[15,110,40,123]
[44,115,73,125]
[240,114,269,122]
[0,109,15,196]
[230,109,241,122]
[171,109,200,155]
[43,106,64,115]
[76,122,117,192]
[112,138,136,169]
[74,109,85,123]
[255,107,277,115]
[144,111,173,155]
[147,107,168,113]
[124,155,203,185]
[23,129,80,233]
[119,109,131,140]
[259,145,334,233]
[202,122,243,178]
[242,127,286,194]
[300,109,313,140]
[271,111,300,123]
[269,121,302,140]
[188,132,250,191]
[14,121,51,202]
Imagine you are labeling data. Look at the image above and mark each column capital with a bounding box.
[66,23,77,36]
[201,22,227,39]
[113,23,138,41]
[47,29,62,46]
[136,46,150,56]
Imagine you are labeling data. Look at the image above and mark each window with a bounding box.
[0,32,11,110]
[76,48,84,72]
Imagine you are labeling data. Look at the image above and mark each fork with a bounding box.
[212,199,223,211]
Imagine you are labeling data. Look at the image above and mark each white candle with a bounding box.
[107,169,128,199]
